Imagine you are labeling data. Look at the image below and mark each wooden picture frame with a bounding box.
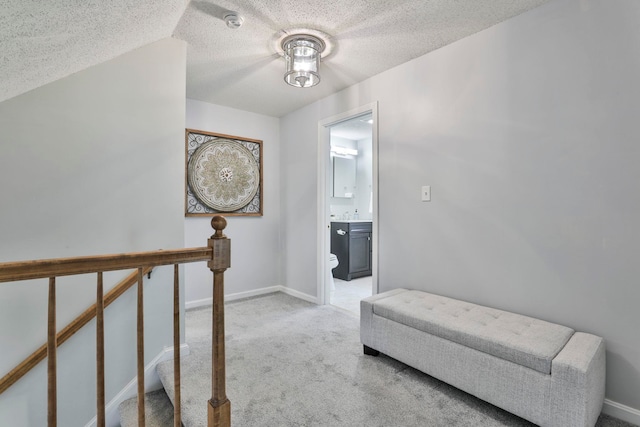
[185,129,263,216]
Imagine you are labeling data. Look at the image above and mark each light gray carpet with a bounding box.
[124,292,636,427]
[118,388,174,427]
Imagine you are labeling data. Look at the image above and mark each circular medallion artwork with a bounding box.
[187,139,260,212]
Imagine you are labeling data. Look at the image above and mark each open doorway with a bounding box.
[317,103,378,315]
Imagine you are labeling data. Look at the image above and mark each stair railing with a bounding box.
[0,215,231,427]
[0,266,153,396]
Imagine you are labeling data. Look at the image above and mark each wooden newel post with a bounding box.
[208,215,231,427]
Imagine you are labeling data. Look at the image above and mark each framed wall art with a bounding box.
[185,129,263,216]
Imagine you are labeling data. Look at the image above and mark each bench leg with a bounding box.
[363,345,380,356]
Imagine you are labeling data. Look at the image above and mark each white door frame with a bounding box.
[316,102,379,305]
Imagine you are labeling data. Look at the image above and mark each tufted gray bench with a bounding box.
[360,288,606,427]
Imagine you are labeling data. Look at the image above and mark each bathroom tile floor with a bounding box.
[330,275,373,315]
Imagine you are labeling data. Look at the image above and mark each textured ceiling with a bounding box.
[1,0,552,117]
[0,0,188,103]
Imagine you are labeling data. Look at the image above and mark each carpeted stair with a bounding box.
[118,388,175,427]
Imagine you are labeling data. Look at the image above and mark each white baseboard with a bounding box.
[603,398,640,426]
[186,286,318,310]
[84,343,190,427]
[278,286,318,304]
[185,295,216,310]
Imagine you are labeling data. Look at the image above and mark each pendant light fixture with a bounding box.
[281,34,326,88]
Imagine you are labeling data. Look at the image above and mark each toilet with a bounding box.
[329,253,339,291]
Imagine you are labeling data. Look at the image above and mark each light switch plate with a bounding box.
[422,185,431,202]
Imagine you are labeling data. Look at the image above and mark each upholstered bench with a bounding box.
[360,288,606,427]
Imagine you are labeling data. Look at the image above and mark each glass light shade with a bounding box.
[282,35,325,88]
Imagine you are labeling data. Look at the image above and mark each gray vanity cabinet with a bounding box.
[330,221,372,281]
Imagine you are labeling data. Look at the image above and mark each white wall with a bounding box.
[280,0,640,416]
[184,99,281,304]
[0,38,186,426]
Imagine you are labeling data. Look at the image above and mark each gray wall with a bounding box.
[280,0,640,413]
[0,38,186,426]
[184,99,282,304]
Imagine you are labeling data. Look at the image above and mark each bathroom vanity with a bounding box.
[330,221,372,281]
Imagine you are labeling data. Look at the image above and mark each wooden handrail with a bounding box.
[0,266,153,395]
[0,247,211,283]
[0,216,231,427]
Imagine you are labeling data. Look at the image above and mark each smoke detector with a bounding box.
[223,12,244,29]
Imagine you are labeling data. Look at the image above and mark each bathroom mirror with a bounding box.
[333,157,356,198]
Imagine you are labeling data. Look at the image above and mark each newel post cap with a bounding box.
[211,215,227,239]
[209,215,230,271]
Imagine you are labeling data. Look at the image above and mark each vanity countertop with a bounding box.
[330,219,372,223]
